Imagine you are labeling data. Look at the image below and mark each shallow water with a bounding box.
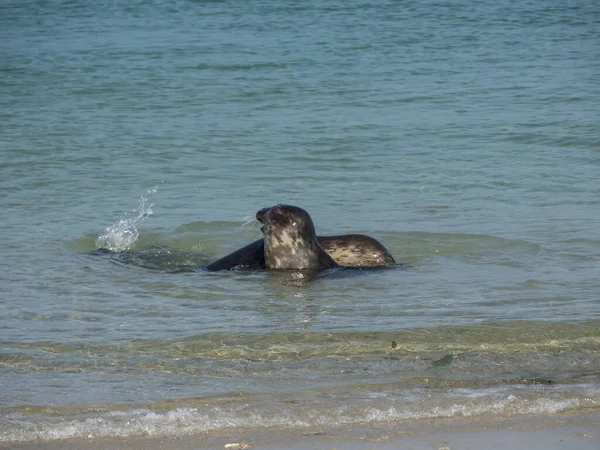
[1,0,599,443]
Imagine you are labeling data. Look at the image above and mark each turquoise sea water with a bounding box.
[1,0,599,444]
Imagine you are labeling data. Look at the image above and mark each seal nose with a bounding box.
[256,207,271,223]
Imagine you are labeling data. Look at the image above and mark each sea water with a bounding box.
[1,0,599,444]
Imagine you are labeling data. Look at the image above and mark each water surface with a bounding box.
[1,0,599,443]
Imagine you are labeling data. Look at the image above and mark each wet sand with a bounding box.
[4,412,599,450]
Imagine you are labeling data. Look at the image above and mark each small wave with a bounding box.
[95,186,158,252]
[1,384,598,443]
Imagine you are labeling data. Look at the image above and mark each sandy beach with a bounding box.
[5,412,598,450]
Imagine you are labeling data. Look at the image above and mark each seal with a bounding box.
[318,234,395,267]
[206,205,395,271]
[257,205,395,267]
[258,204,338,270]
[205,238,266,271]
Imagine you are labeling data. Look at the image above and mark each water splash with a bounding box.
[95,186,158,252]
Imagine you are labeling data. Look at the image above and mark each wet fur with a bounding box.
[318,234,395,267]
[261,204,337,270]
[206,206,396,271]
[205,238,265,271]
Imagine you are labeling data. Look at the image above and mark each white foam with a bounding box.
[2,386,598,443]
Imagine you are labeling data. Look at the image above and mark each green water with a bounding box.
[1,0,599,443]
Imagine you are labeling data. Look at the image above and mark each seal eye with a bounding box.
[292,221,297,227]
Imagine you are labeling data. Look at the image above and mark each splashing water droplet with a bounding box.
[95,186,158,252]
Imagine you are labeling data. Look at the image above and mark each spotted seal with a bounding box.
[206,205,395,271]
[258,204,338,270]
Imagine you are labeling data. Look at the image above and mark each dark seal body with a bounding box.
[260,204,338,270]
[205,238,265,271]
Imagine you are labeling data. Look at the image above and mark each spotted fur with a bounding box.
[260,204,338,270]
[206,206,396,271]
[318,234,395,267]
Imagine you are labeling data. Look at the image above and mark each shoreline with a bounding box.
[4,411,599,450]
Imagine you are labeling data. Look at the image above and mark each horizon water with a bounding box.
[1,0,599,444]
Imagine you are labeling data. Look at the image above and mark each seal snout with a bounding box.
[256,207,271,223]
[256,204,288,224]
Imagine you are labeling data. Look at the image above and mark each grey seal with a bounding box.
[206,205,395,271]
[259,204,338,270]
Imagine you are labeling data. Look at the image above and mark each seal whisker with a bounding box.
[236,215,258,233]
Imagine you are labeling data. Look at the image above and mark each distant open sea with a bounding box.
[1,0,599,445]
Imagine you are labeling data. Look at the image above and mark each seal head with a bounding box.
[257,204,338,270]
